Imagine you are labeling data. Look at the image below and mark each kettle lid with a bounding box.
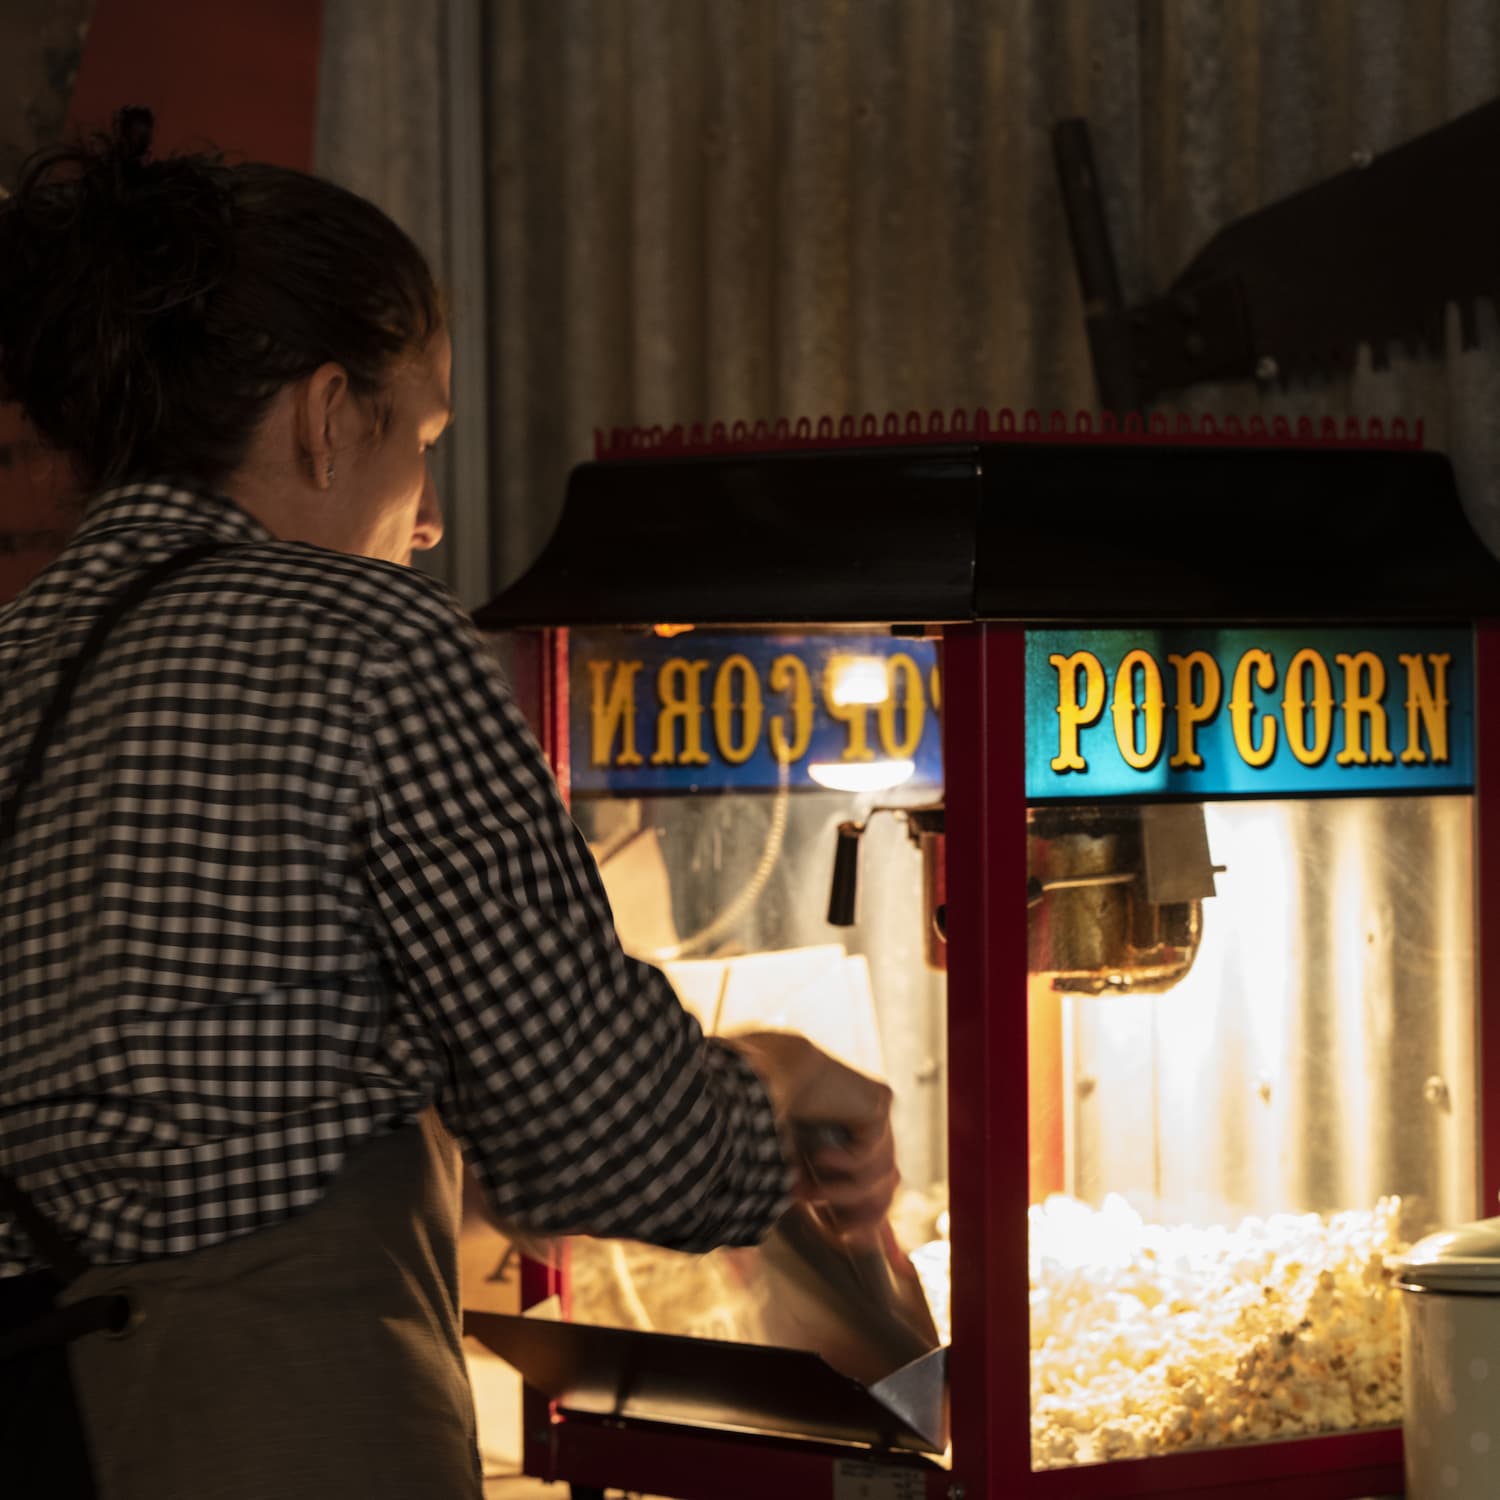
[1397,1216,1500,1292]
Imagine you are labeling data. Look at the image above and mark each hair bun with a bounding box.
[88,107,234,320]
[113,106,156,171]
[0,102,236,476]
[2,117,441,493]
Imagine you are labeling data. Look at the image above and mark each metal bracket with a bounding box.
[1054,97,1500,411]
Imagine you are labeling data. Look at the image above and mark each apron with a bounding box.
[62,1112,482,1500]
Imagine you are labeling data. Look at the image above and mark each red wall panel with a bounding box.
[0,0,323,600]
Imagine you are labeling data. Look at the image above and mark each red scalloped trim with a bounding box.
[594,407,1425,460]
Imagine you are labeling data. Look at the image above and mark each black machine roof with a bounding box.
[473,415,1500,629]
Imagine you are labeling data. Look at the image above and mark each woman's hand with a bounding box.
[725,1031,899,1237]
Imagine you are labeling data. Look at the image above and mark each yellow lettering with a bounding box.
[877,653,926,758]
[825,658,875,762]
[651,658,711,766]
[1229,650,1278,768]
[1399,652,1452,765]
[710,654,763,765]
[1050,652,1106,772]
[1281,648,1335,766]
[929,663,941,713]
[587,660,645,767]
[768,655,813,763]
[1335,652,1394,766]
[1167,651,1221,769]
[1110,649,1165,770]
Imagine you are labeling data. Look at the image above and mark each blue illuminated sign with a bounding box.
[571,630,943,796]
[1025,627,1473,800]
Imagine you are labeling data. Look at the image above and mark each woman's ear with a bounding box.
[295,362,351,488]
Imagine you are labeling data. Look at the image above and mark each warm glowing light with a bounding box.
[806,759,915,792]
[828,655,890,706]
[652,623,694,638]
[1016,1192,1407,1467]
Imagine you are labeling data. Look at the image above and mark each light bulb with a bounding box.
[807,759,915,793]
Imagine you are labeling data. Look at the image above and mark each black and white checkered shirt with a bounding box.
[0,482,790,1275]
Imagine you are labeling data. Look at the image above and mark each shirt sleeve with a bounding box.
[354,598,792,1251]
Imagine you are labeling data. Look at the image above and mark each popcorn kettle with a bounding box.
[828,799,1220,990]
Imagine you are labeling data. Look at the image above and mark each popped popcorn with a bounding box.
[914,1193,1409,1468]
[569,1187,1408,1472]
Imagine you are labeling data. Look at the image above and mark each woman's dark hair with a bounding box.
[0,107,444,491]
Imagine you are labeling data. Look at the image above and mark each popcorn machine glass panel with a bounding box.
[1023,628,1478,1471]
[563,625,950,1378]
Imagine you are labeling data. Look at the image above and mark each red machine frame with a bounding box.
[501,617,1500,1500]
[468,414,1500,1500]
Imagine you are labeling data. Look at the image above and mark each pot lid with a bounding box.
[1397,1216,1500,1290]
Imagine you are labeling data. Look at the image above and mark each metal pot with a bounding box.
[1396,1217,1500,1498]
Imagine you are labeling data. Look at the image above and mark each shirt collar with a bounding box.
[74,480,275,548]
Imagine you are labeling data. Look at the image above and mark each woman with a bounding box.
[0,110,896,1499]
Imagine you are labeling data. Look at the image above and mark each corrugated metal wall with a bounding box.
[318,0,1500,604]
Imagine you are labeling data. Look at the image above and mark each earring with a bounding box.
[324,458,335,484]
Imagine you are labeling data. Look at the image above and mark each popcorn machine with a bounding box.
[469,411,1500,1500]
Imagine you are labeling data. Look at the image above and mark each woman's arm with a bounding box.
[355,601,892,1251]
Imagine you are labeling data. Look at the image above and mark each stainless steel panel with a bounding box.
[1069,795,1477,1236]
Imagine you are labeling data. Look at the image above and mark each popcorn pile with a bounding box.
[1024,1194,1408,1466]
[914,1194,1407,1467]
[571,1188,1409,1471]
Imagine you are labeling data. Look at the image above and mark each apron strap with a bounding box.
[0,1175,90,1285]
[0,1292,130,1361]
